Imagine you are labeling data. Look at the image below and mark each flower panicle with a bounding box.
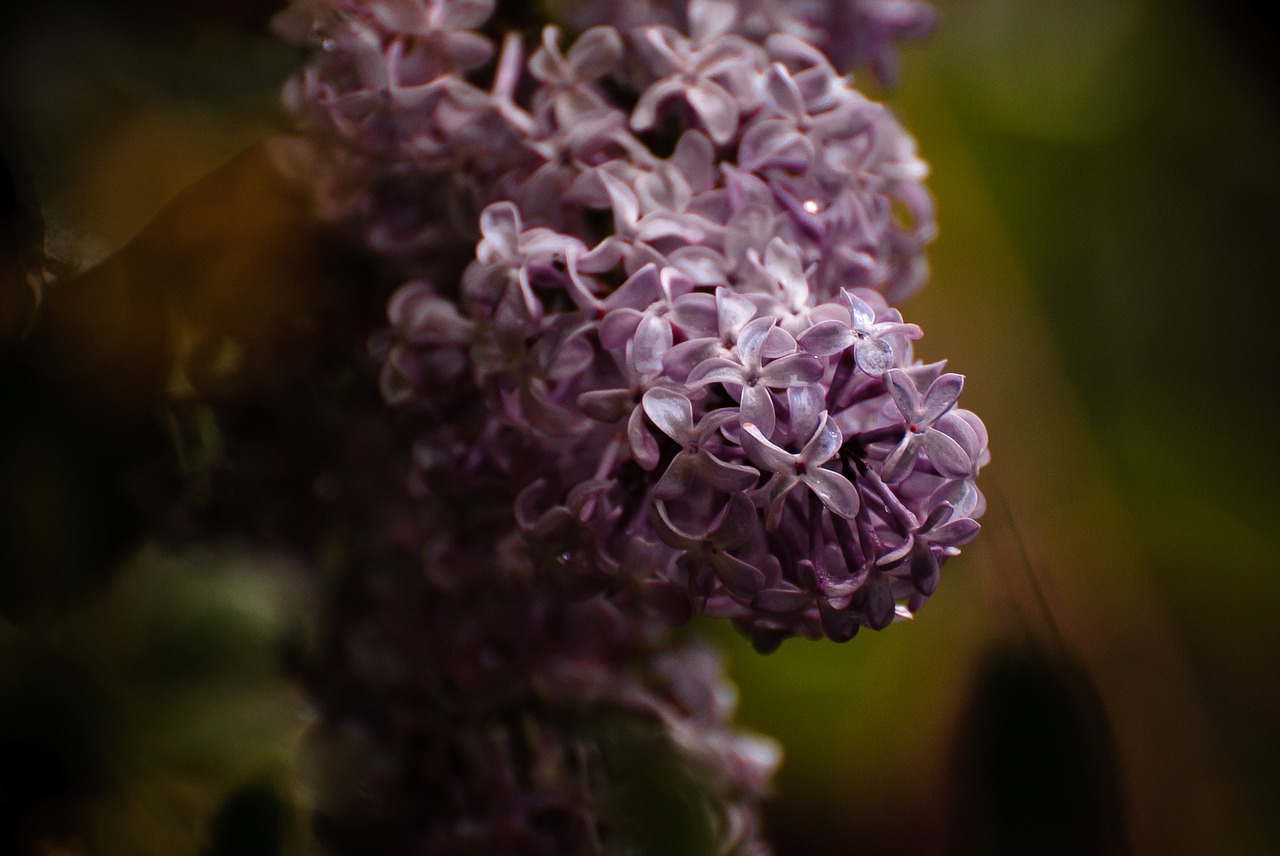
[275,0,981,647]
[275,0,975,851]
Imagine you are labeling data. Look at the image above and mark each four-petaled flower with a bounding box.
[528,25,624,125]
[642,388,759,499]
[630,0,761,144]
[687,315,823,438]
[650,492,766,600]
[463,201,585,329]
[877,501,980,596]
[739,411,859,531]
[880,368,972,483]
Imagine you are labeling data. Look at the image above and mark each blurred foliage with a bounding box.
[0,549,310,856]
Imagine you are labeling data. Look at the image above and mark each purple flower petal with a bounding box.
[606,262,663,310]
[800,413,842,464]
[921,428,972,479]
[880,431,923,484]
[764,62,804,119]
[689,0,736,43]
[670,130,715,193]
[708,490,758,548]
[446,31,497,71]
[739,118,809,172]
[636,211,705,243]
[922,373,964,424]
[642,387,693,442]
[669,247,729,286]
[853,337,894,376]
[884,368,923,420]
[650,500,699,548]
[716,289,758,340]
[797,319,856,356]
[599,307,644,351]
[818,598,859,642]
[877,533,914,566]
[663,338,724,381]
[653,451,696,500]
[687,357,747,388]
[931,517,981,549]
[599,169,641,233]
[632,315,673,374]
[739,384,777,439]
[759,353,824,388]
[864,582,896,631]
[695,454,759,493]
[566,25,623,78]
[711,551,766,600]
[687,79,739,145]
[740,422,793,473]
[803,467,859,519]
[787,385,824,445]
[478,201,521,263]
[911,544,940,596]
[763,237,809,305]
[577,388,633,423]
[629,404,660,469]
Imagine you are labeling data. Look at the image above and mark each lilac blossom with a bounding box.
[642,388,758,499]
[650,492,766,600]
[528,25,624,126]
[740,412,859,531]
[687,315,824,438]
[276,0,978,645]
[272,0,983,850]
[880,368,972,483]
[629,0,764,145]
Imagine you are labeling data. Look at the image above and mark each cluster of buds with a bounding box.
[274,0,984,850]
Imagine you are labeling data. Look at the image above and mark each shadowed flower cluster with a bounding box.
[274,0,978,851]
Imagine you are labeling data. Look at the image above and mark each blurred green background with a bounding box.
[1,1,1277,854]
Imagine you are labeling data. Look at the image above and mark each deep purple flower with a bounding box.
[878,500,981,596]
[650,492,766,600]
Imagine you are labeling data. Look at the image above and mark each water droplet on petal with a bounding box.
[854,337,894,376]
[803,199,821,214]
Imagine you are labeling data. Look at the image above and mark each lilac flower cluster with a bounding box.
[280,0,981,645]
[279,0,983,647]
[273,0,983,849]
